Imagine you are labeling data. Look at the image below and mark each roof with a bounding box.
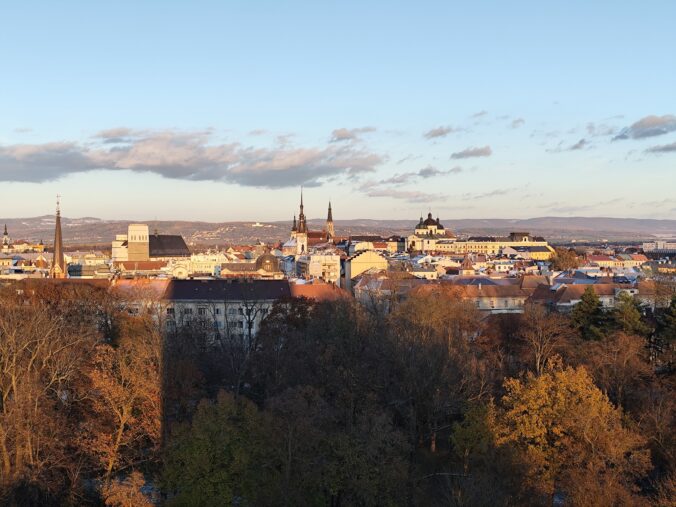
[421,213,442,228]
[350,235,385,242]
[514,246,552,253]
[346,249,387,262]
[112,279,171,299]
[519,275,549,289]
[221,262,258,272]
[459,285,531,298]
[115,261,167,271]
[528,283,626,305]
[290,282,349,301]
[163,279,291,301]
[587,255,615,262]
[149,234,190,257]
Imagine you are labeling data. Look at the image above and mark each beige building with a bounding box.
[450,233,551,256]
[344,250,388,291]
[408,213,454,253]
[296,253,341,284]
[112,224,190,263]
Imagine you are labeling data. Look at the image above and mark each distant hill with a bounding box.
[1,215,675,247]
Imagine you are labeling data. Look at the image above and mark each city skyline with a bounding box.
[1,1,675,221]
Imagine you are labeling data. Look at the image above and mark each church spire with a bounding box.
[326,201,335,240]
[297,187,307,233]
[292,214,297,232]
[50,195,65,278]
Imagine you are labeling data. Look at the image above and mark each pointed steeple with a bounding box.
[297,187,307,233]
[50,195,65,278]
[292,214,297,232]
[326,201,335,240]
[3,224,6,236]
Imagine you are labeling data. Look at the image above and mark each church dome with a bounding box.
[256,253,279,272]
[423,213,438,227]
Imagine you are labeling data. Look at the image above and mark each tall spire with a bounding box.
[297,187,307,233]
[3,224,7,235]
[50,194,65,278]
[292,214,297,232]
[326,201,335,240]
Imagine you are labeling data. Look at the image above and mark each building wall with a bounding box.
[344,250,388,290]
[166,299,275,341]
[297,254,341,284]
[127,224,150,261]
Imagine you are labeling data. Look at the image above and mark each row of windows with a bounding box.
[166,307,269,317]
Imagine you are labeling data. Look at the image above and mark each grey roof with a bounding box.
[163,279,291,301]
[149,234,190,257]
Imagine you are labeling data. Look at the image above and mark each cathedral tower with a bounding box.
[326,201,335,240]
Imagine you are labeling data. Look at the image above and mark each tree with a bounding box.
[449,401,523,506]
[83,314,162,487]
[584,332,653,410]
[0,297,95,501]
[102,470,154,507]
[495,362,651,504]
[162,391,273,506]
[654,295,676,370]
[570,286,606,340]
[613,292,650,336]
[549,247,579,271]
[519,304,571,375]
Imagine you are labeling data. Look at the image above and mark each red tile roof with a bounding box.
[290,282,350,301]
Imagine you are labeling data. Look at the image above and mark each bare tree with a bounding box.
[519,304,570,376]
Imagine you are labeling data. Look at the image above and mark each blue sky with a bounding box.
[1,1,675,221]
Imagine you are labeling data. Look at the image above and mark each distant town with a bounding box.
[2,192,675,325]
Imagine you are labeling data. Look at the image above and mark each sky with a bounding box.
[1,1,675,222]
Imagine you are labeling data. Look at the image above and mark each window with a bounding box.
[183,308,193,315]
[238,308,244,316]
[215,308,221,315]
[198,307,207,316]
[166,307,175,316]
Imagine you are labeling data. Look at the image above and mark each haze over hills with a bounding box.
[2,215,676,247]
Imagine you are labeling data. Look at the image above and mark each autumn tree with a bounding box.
[495,362,651,504]
[549,247,579,271]
[0,296,96,502]
[102,470,154,507]
[82,313,162,487]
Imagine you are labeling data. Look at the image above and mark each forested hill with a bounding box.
[1,215,675,245]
